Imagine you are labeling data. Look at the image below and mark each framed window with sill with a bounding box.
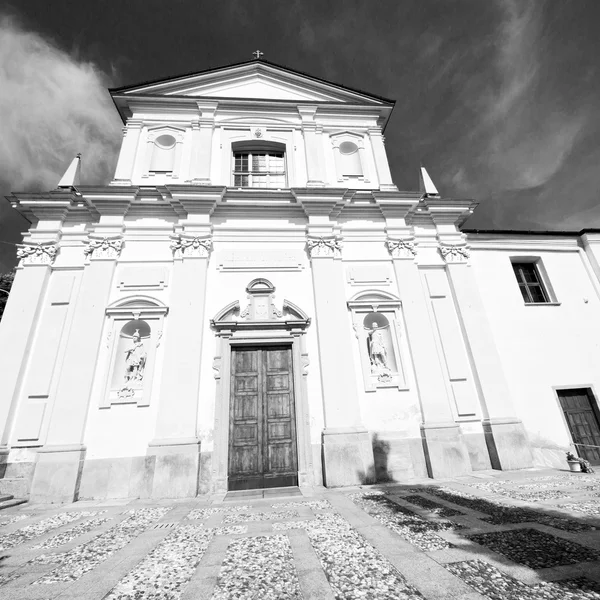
[232,140,286,188]
[348,290,407,392]
[511,259,556,304]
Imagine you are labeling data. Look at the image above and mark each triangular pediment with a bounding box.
[111,60,391,105]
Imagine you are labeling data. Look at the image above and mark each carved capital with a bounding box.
[84,236,123,260]
[439,243,470,263]
[17,242,58,266]
[170,235,212,259]
[386,238,416,260]
[306,236,343,259]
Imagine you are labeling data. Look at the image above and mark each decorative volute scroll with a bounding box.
[170,234,212,259]
[211,278,310,333]
[306,236,343,259]
[17,242,58,266]
[439,242,470,263]
[84,235,123,260]
[386,237,417,260]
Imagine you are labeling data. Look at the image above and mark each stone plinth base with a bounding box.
[147,438,201,498]
[372,433,428,482]
[322,428,375,487]
[483,418,534,470]
[420,423,472,478]
[29,445,86,503]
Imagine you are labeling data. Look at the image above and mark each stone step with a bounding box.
[0,494,13,503]
[0,478,30,498]
[0,497,27,510]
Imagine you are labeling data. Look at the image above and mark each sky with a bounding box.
[1,0,600,271]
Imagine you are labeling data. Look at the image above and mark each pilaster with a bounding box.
[190,102,218,185]
[368,128,396,191]
[147,189,220,498]
[298,106,325,187]
[112,119,143,185]
[0,243,57,450]
[29,231,123,503]
[298,189,375,486]
[426,197,533,470]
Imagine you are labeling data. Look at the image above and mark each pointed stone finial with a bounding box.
[419,165,440,197]
[58,153,81,188]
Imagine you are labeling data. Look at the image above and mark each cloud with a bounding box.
[471,0,586,191]
[0,13,121,193]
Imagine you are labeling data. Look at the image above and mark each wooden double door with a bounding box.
[228,345,299,490]
[558,388,600,465]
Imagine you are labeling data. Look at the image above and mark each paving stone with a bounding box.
[446,559,600,600]
[186,505,250,520]
[211,534,302,600]
[273,499,332,510]
[349,492,457,551]
[414,487,593,532]
[401,495,464,517]
[32,513,110,549]
[32,507,171,584]
[0,514,28,527]
[276,513,425,599]
[465,528,600,569]
[104,524,247,600]
[221,510,300,524]
[0,510,101,551]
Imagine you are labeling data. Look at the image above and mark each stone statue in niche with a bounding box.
[364,313,393,382]
[124,329,147,385]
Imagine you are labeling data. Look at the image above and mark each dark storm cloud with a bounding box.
[1,0,600,270]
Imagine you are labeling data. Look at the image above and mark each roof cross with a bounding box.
[252,49,264,60]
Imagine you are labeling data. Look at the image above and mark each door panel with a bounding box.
[228,346,298,490]
[558,388,600,464]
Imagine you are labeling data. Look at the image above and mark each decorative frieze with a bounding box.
[170,235,212,259]
[439,243,470,263]
[386,238,416,260]
[306,237,343,259]
[16,242,58,266]
[84,236,123,260]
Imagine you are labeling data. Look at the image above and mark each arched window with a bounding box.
[232,140,286,188]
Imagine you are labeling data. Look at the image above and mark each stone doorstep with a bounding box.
[0,496,27,510]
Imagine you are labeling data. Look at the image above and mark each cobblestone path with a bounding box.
[0,468,599,599]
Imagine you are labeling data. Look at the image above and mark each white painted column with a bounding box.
[29,234,123,503]
[0,246,56,452]
[387,238,471,477]
[307,229,375,486]
[190,102,218,185]
[368,128,396,191]
[112,119,143,184]
[298,106,325,187]
[443,246,534,469]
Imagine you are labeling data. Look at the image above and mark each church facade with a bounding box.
[1,60,600,503]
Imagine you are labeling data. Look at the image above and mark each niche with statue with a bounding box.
[100,296,168,407]
[348,290,407,392]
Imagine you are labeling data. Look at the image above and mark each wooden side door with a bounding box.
[558,388,600,465]
[228,345,298,490]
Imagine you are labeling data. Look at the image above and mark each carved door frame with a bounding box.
[210,280,312,493]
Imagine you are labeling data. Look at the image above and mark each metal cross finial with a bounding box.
[252,49,264,60]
